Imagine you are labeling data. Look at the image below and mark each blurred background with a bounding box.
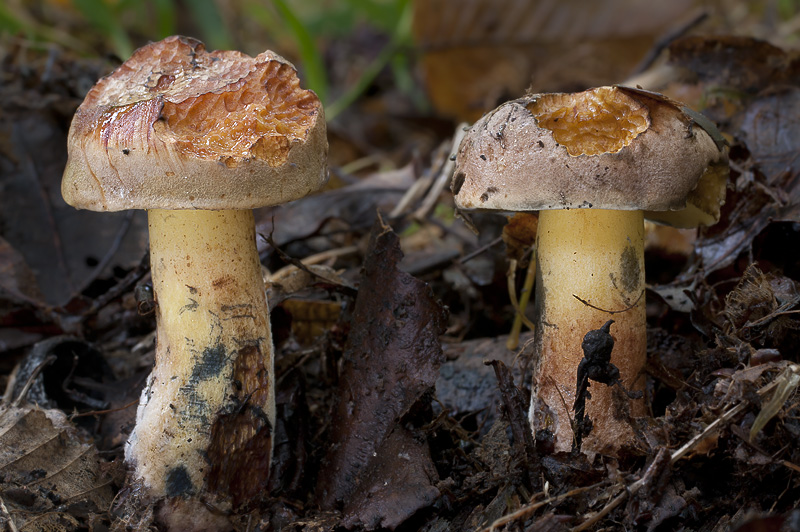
[0,0,799,317]
[3,0,799,124]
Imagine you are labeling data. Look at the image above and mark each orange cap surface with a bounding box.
[62,36,328,211]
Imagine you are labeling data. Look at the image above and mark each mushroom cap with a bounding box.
[62,36,328,211]
[452,86,728,228]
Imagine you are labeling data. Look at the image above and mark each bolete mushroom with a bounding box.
[452,86,728,455]
[61,36,327,521]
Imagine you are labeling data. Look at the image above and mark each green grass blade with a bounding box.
[153,0,178,39]
[271,0,329,103]
[325,0,412,120]
[0,4,25,35]
[184,0,234,50]
[72,0,134,58]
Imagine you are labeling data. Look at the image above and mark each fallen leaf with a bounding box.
[672,39,800,275]
[341,427,440,530]
[0,235,44,307]
[316,216,448,515]
[0,403,115,531]
[0,49,149,307]
[668,36,800,92]
[749,365,800,441]
[4,335,112,413]
[739,87,800,220]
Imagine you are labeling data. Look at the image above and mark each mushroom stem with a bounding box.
[127,209,274,505]
[530,208,646,454]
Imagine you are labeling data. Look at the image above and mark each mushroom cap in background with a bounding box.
[452,86,728,228]
[62,35,328,212]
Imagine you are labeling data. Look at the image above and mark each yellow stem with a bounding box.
[530,208,646,455]
[127,209,274,502]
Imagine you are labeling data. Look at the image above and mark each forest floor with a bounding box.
[1,2,800,531]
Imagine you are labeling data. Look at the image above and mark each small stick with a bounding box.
[78,251,150,319]
[389,176,431,219]
[507,254,536,350]
[458,236,503,264]
[630,10,708,75]
[507,258,519,311]
[69,398,140,420]
[571,367,790,531]
[72,210,134,297]
[269,245,359,282]
[481,481,608,532]
[572,290,644,315]
[413,123,468,221]
[0,493,19,532]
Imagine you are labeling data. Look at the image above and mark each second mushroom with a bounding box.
[453,86,728,455]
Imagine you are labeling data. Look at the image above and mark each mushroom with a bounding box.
[452,86,728,455]
[61,36,327,520]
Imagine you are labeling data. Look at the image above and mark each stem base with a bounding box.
[530,209,646,455]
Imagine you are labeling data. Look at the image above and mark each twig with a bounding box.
[481,482,608,532]
[0,493,19,532]
[78,251,150,320]
[71,210,134,297]
[338,153,384,176]
[507,259,519,313]
[630,9,709,74]
[261,231,356,293]
[269,245,359,282]
[507,253,536,350]
[68,398,139,420]
[412,122,469,221]
[746,307,800,329]
[458,236,503,264]
[389,164,430,219]
[570,367,791,531]
[572,290,644,315]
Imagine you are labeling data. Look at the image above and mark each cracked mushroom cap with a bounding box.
[452,86,729,228]
[62,35,328,211]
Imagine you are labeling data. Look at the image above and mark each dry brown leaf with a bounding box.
[316,217,448,516]
[749,365,800,441]
[0,48,149,307]
[0,403,115,531]
[0,235,44,306]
